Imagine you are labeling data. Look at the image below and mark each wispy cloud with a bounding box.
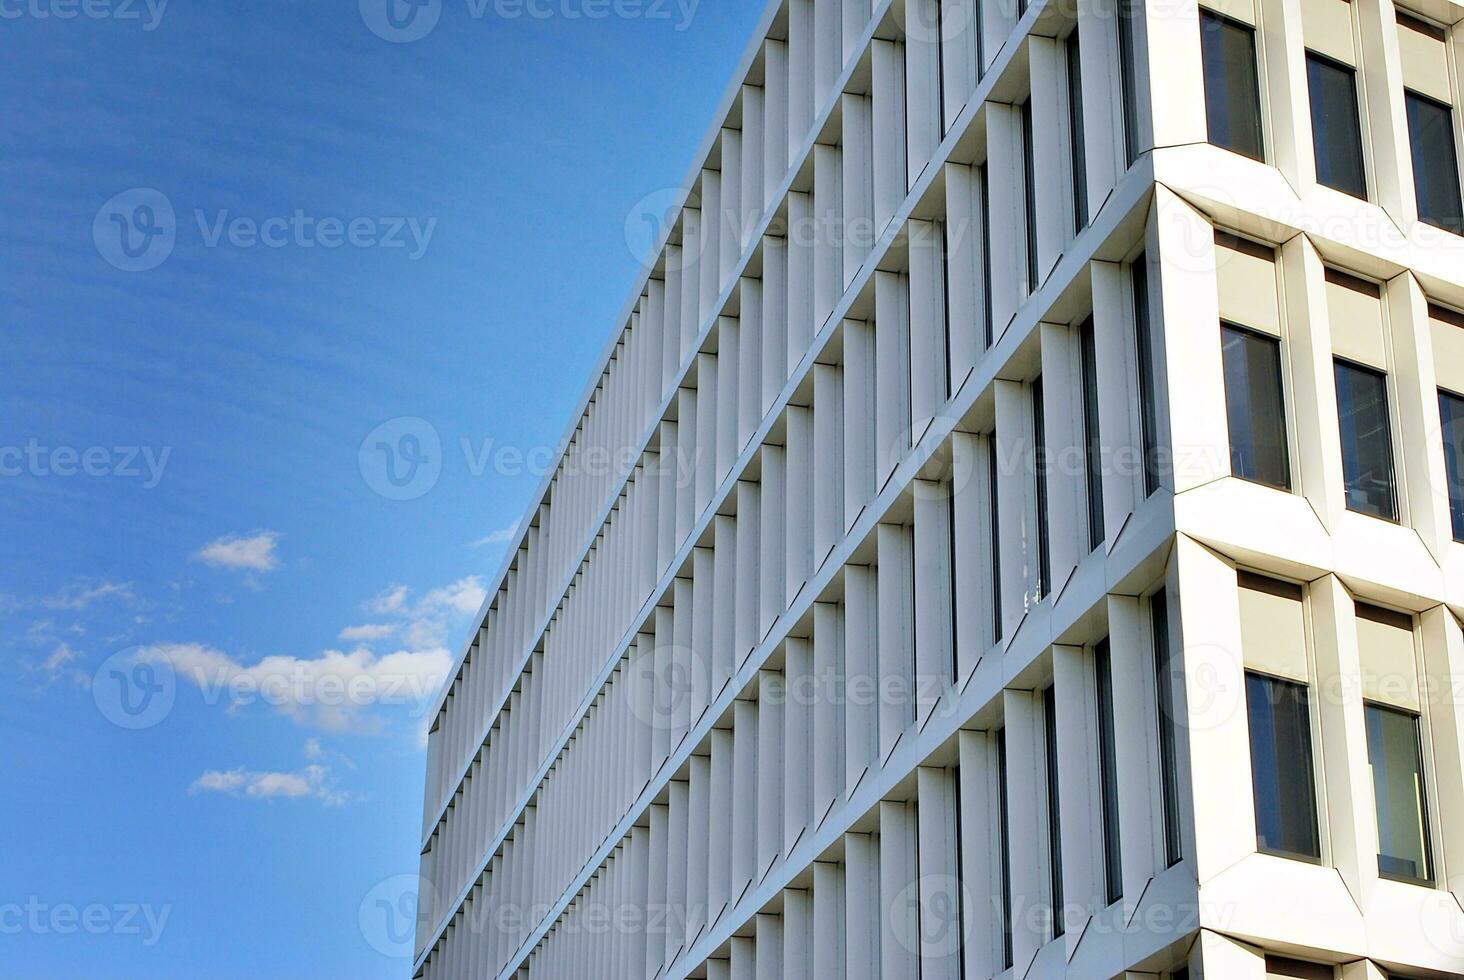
[196,532,281,573]
[42,581,137,611]
[338,623,397,643]
[470,524,517,549]
[365,585,410,616]
[190,761,349,806]
[416,577,486,617]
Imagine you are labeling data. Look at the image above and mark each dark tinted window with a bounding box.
[1335,360,1399,521]
[1033,377,1051,598]
[1307,52,1368,199]
[1043,685,1064,937]
[1222,324,1291,489]
[1095,639,1122,903]
[1118,0,1143,165]
[1441,389,1464,541]
[1067,31,1088,233]
[1081,319,1105,549]
[1022,100,1039,293]
[1152,591,1183,866]
[1133,257,1161,496]
[1201,10,1265,160]
[1407,91,1464,234]
[1246,673,1322,860]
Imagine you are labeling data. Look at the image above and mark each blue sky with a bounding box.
[1,1,765,975]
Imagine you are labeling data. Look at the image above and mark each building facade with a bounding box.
[414,0,1464,975]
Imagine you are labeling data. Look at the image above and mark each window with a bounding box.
[1366,702,1433,883]
[1094,638,1123,903]
[1151,590,1183,867]
[980,166,994,348]
[1266,956,1337,979]
[1307,52,1368,199]
[1081,318,1105,549]
[1200,10,1265,161]
[1118,0,1143,165]
[1441,389,1464,541]
[1133,256,1162,496]
[1222,323,1291,489]
[1043,686,1064,937]
[1407,91,1464,234]
[1245,672,1322,860]
[1335,360,1399,521]
[1022,100,1039,293]
[996,728,1013,968]
[1033,377,1051,599]
[1066,31,1088,233]
[989,436,1003,641]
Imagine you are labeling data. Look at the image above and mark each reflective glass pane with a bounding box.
[1335,360,1398,521]
[1246,673,1322,860]
[1407,91,1464,235]
[1222,324,1291,489]
[1201,11,1265,160]
[1307,53,1368,199]
[1365,703,1433,883]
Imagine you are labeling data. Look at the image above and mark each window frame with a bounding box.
[1305,49,1370,200]
[1364,698,1437,887]
[1439,386,1464,542]
[1220,320,1293,491]
[1244,669,1325,863]
[1094,637,1123,904]
[1151,588,1184,868]
[1033,376,1052,599]
[1042,684,1064,938]
[1066,28,1089,235]
[1199,6,1268,162]
[1080,317,1105,550]
[1405,87,1464,235]
[1334,356,1401,523]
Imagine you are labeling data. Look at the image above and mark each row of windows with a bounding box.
[1199,2,1464,233]
[1213,232,1464,535]
[1241,575,1438,887]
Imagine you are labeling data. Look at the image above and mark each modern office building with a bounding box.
[413,0,1464,975]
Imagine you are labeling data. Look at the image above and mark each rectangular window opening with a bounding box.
[1245,672,1323,861]
[1200,9,1266,161]
[1222,322,1292,490]
[1307,51,1369,199]
[1335,359,1399,522]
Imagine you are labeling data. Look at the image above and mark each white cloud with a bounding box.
[42,643,77,673]
[196,532,281,573]
[338,623,397,643]
[190,763,345,805]
[417,576,486,617]
[43,581,136,611]
[470,524,518,549]
[137,641,453,732]
[365,585,410,616]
